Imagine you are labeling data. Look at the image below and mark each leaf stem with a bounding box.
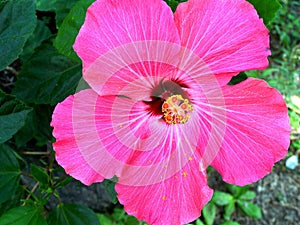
[20,151,50,155]
[22,182,39,206]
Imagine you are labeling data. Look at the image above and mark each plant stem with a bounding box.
[22,182,39,206]
[20,151,50,155]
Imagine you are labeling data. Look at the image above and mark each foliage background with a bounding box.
[0,0,299,224]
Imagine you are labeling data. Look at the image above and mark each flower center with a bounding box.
[162,95,193,124]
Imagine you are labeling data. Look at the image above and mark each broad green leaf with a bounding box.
[0,186,24,216]
[228,72,248,86]
[55,0,78,28]
[223,200,235,221]
[239,191,256,200]
[0,144,20,205]
[125,216,139,225]
[0,206,47,225]
[220,221,241,225]
[36,0,77,28]
[30,164,49,187]
[97,214,113,225]
[0,1,8,11]
[47,203,100,225]
[14,105,53,147]
[0,90,31,143]
[195,219,205,225]
[54,0,94,62]
[13,110,36,147]
[165,0,180,12]
[108,208,140,224]
[164,1,189,12]
[247,0,281,25]
[103,179,118,204]
[28,105,53,146]
[212,191,234,206]
[237,201,262,219]
[202,202,216,225]
[20,20,52,63]
[36,0,57,11]
[111,208,127,220]
[76,78,91,92]
[0,0,36,70]
[54,176,73,189]
[13,43,82,105]
[226,184,249,198]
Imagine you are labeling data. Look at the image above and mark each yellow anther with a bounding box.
[162,196,166,201]
[189,157,193,161]
[162,95,193,124]
[182,172,187,178]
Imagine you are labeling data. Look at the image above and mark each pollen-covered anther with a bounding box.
[162,95,193,124]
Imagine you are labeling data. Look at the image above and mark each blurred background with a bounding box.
[0,0,299,225]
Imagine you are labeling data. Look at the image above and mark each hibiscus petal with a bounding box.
[116,158,213,225]
[85,54,179,98]
[209,78,290,185]
[83,39,225,98]
[175,0,270,76]
[51,92,104,185]
[53,88,205,187]
[74,0,180,71]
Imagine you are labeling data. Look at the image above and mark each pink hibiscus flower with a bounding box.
[51,0,290,224]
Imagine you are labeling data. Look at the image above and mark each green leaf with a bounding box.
[14,105,53,147]
[12,43,82,105]
[0,206,47,225]
[76,78,91,92]
[20,20,52,63]
[0,186,24,216]
[195,219,205,225]
[54,0,94,62]
[226,184,249,198]
[97,214,113,225]
[111,208,127,220]
[103,179,118,204]
[47,203,100,225]
[202,202,216,225]
[36,0,57,11]
[54,176,73,189]
[247,0,281,25]
[220,221,241,225]
[212,191,234,206]
[237,201,262,219]
[223,200,235,221]
[0,144,20,205]
[0,90,31,143]
[165,0,180,12]
[0,0,36,70]
[30,164,49,187]
[124,216,139,225]
[239,191,256,201]
[228,72,248,86]
[54,0,78,28]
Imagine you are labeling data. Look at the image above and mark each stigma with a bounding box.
[162,95,193,124]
